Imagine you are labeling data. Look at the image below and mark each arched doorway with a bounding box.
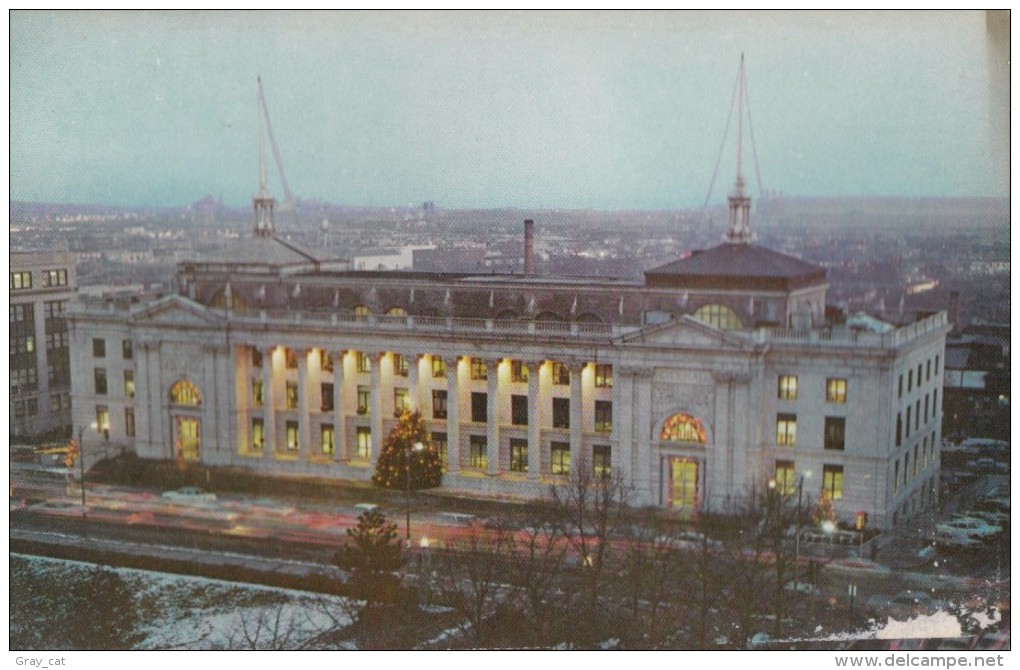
[660,413,708,513]
[170,379,202,462]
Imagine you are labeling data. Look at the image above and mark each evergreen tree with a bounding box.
[372,409,443,490]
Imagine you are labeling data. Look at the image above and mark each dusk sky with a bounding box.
[10,10,1009,210]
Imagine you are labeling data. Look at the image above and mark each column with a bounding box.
[569,359,583,475]
[370,352,383,463]
[297,349,311,458]
[633,369,654,502]
[262,346,276,451]
[527,360,542,481]
[332,349,346,461]
[486,358,499,475]
[445,356,460,474]
[406,353,421,412]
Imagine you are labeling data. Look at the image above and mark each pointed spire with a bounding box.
[253,76,276,238]
[725,54,755,245]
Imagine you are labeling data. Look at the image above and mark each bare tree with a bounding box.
[510,513,569,647]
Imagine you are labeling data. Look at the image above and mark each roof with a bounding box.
[643,243,826,291]
[191,234,342,268]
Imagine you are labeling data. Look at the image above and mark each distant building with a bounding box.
[10,250,77,441]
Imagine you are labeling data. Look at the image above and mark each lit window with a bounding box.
[824,417,845,451]
[124,370,135,398]
[822,465,844,500]
[252,419,264,450]
[41,269,67,287]
[321,352,333,372]
[386,306,407,317]
[826,378,847,403]
[431,432,447,470]
[594,400,612,433]
[511,394,528,426]
[693,303,743,330]
[285,348,298,369]
[431,356,446,378]
[776,414,797,447]
[94,368,108,395]
[551,441,570,475]
[778,374,798,400]
[594,364,613,388]
[775,460,796,496]
[510,438,528,473]
[432,389,448,420]
[356,351,371,373]
[552,397,570,429]
[10,271,32,290]
[393,353,409,377]
[552,362,570,386]
[470,358,488,380]
[511,360,529,383]
[357,385,370,414]
[469,435,487,469]
[394,387,409,416]
[661,413,707,443]
[356,427,371,459]
[352,305,371,316]
[471,392,487,423]
[95,405,110,433]
[321,424,335,455]
[286,382,298,410]
[252,379,264,408]
[285,421,299,451]
[593,444,611,479]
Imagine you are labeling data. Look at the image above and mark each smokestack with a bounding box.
[524,219,535,275]
[948,291,960,332]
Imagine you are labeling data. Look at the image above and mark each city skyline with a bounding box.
[11,10,1009,210]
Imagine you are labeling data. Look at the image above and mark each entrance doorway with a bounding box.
[175,417,200,461]
[670,457,698,512]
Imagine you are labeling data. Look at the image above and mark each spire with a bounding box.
[724,54,754,245]
[253,76,276,238]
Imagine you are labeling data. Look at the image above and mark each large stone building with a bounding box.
[66,151,948,529]
[10,250,77,440]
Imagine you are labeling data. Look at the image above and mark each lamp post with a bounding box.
[405,441,424,546]
[77,421,98,535]
[793,470,812,589]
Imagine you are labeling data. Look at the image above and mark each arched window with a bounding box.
[386,306,407,316]
[170,379,201,406]
[535,311,564,322]
[352,304,371,316]
[693,303,743,330]
[660,413,707,443]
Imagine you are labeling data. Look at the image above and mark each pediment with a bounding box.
[131,295,224,328]
[617,315,749,350]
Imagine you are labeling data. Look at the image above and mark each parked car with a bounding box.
[936,516,1002,541]
[966,508,1009,526]
[162,486,217,503]
[934,528,983,551]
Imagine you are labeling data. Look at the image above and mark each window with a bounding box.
[826,378,847,404]
[778,374,798,400]
[660,413,708,443]
[926,359,931,382]
[924,394,929,422]
[125,408,135,437]
[393,354,409,377]
[552,362,570,386]
[352,305,371,316]
[510,438,528,473]
[903,452,910,485]
[469,435,487,469]
[356,427,371,459]
[356,351,371,373]
[122,339,133,360]
[285,348,298,369]
[822,465,844,500]
[907,369,912,392]
[693,303,743,330]
[595,364,613,388]
[26,398,38,417]
[431,432,447,470]
[357,385,370,414]
[124,370,135,398]
[776,414,797,447]
[905,407,911,438]
[824,417,845,451]
[10,271,32,290]
[593,445,611,479]
[511,394,528,426]
[470,358,488,380]
[394,387,409,415]
[45,332,69,351]
[898,374,903,398]
[286,382,298,410]
[11,333,35,354]
[915,400,920,430]
[252,419,265,450]
[41,269,67,287]
[431,356,446,378]
[252,379,264,408]
[934,355,939,375]
[893,460,900,494]
[11,367,38,393]
[552,397,570,429]
[321,352,333,372]
[286,421,299,451]
[917,364,923,388]
[10,304,32,322]
[321,424,335,455]
[594,400,612,433]
[93,338,106,358]
[511,360,529,383]
[251,348,263,368]
[94,368,108,395]
[775,460,796,496]
[913,444,919,478]
[95,405,110,433]
[432,389,448,419]
[551,441,570,475]
[471,392,488,423]
[321,383,334,412]
[387,306,407,317]
[43,300,66,319]
[895,413,902,447]
[932,390,938,417]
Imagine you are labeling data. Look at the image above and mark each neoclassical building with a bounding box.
[67,161,948,530]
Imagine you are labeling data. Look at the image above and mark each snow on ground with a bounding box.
[13,553,355,650]
[874,611,964,640]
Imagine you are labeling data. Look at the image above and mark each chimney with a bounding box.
[948,291,960,332]
[524,219,535,275]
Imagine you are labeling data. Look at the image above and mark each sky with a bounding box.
[9,10,1010,210]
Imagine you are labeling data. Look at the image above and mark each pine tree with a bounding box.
[372,409,443,490]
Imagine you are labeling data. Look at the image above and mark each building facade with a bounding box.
[10,250,77,441]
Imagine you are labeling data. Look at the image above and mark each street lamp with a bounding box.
[76,421,98,534]
[793,470,812,589]
[405,441,425,545]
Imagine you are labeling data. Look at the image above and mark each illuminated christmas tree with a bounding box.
[372,409,443,490]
